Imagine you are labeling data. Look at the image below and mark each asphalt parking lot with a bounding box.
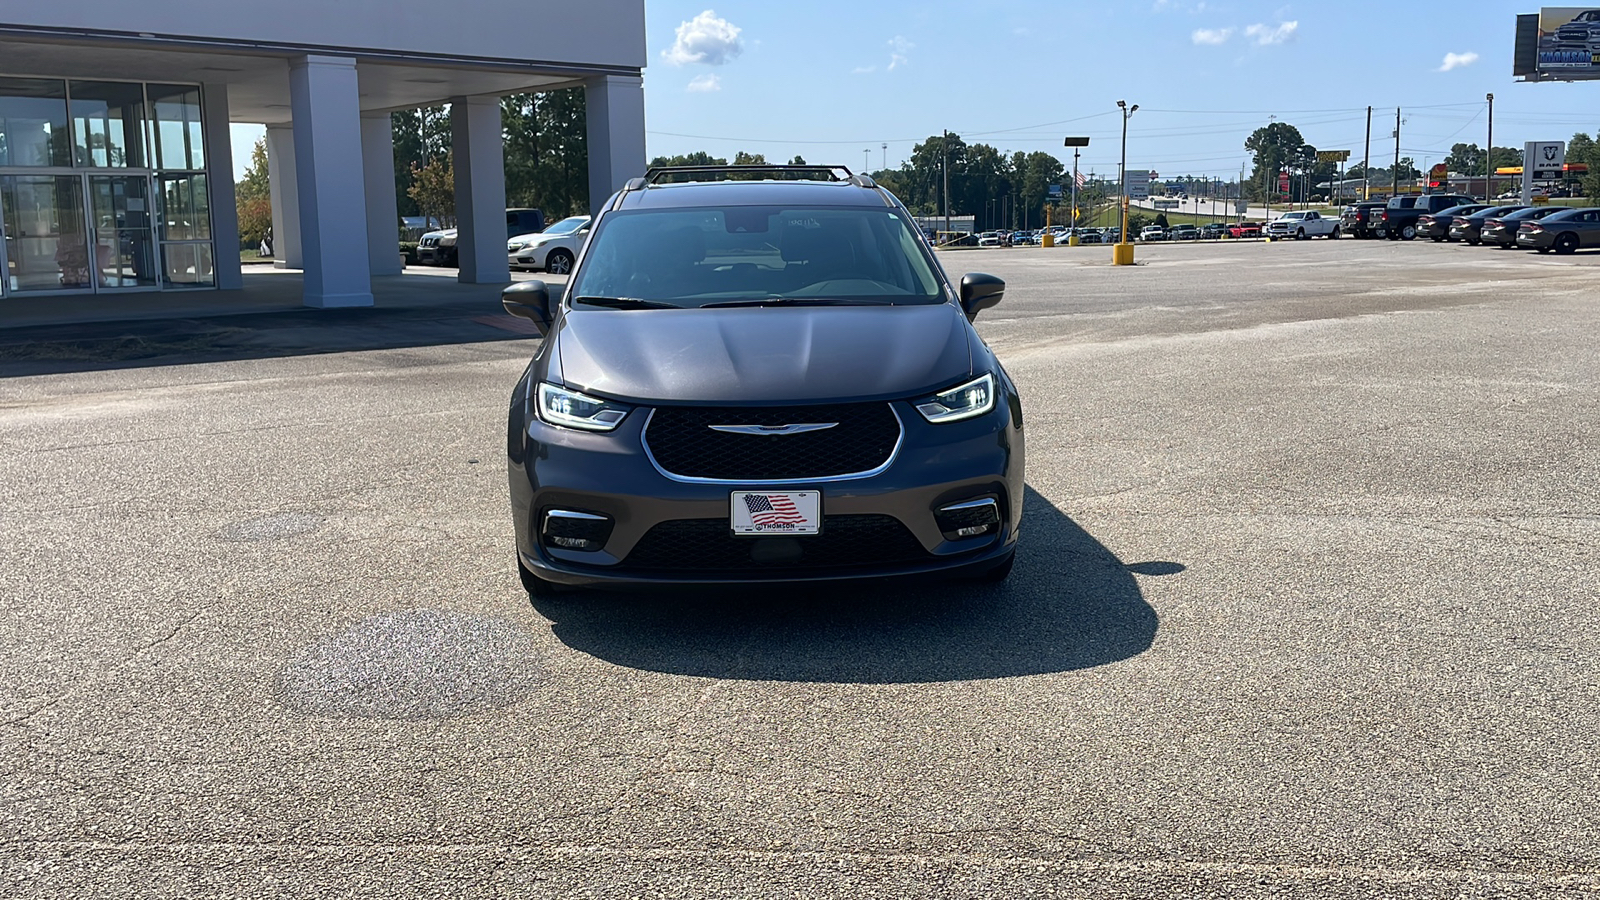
[2,239,1597,897]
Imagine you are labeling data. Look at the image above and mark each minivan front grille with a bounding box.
[644,403,901,481]
[621,515,928,571]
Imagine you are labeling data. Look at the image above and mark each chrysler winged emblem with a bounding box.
[708,423,838,436]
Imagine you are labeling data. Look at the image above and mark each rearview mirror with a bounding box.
[502,280,553,335]
[959,273,1005,321]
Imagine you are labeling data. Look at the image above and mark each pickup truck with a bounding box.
[1340,201,1386,239]
[1371,194,1475,242]
[1265,210,1340,240]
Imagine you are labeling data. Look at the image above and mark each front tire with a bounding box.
[1296,228,1306,240]
[976,552,1015,584]
[1329,227,1340,240]
[1400,225,1417,241]
[517,557,569,598]
[545,249,575,275]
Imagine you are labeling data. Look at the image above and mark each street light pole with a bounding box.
[1486,93,1495,200]
[1114,101,1137,265]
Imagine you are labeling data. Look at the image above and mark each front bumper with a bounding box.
[509,396,1024,587]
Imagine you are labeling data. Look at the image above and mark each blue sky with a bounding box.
[233,1,1600,181]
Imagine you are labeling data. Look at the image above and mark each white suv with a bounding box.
[508,216,592,275]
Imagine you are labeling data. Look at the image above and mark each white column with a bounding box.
[450,94,509,284]
[200,82,243,290]
[361,113,402,276]
[288,54,373,307]
[584,75,646,214]
[265,123,302,269]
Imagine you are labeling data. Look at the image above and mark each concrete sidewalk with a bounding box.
[0,267,555,377]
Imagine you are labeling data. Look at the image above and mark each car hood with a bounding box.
[551,303,976,404]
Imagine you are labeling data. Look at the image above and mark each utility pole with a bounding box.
[1363,106,1372,201]
[881,143,888,171]
[863,148,870,173]
[1392,107,1402,196]
[1486,93,1495,200]
[942,129,951,235]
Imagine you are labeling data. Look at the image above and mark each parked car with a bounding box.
[420,208,547,266]
[1449,206,1529,245]
[1103,227,1122,242]
[1417,204,1490,242]
[1228,222,1263,238]
[508,215,593,274]
[1266,210,1340,240]
[1373,194,1475,241]
[1139,225,1167,242]
[1168,224,1200,241]
[1482,206,1566,248]
[977,232,1003,247]
[1078,229,1103,244]
[501,165,1022,594]
[1515,207,1600,253]
[1199,223,1229,239]
[1340,201,1387,239]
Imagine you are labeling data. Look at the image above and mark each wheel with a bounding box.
[975,552,1015,583]
[1466,235,1480,246]
[1431,235,1445,242]
[1296,228,1306,240]
[517,557,568,598]
[545,249,575,275]
[444,247,459,267]
[1400,225,1417,241]
[1537,247,1552,254]
[1329,227,1340,240]
[1555,232,1580,255]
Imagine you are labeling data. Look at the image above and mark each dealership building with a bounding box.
[0,1,646,313]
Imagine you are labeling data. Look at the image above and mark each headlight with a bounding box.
[508,241,528,252]
[537,382,631,432]
[915,373,996,424]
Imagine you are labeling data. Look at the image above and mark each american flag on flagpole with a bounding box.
[1074,170,1087,188]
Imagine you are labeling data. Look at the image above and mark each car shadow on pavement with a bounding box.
[530,486,1165,684]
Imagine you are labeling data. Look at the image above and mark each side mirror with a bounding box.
[502,280,553,336]
[958,273,1005,321]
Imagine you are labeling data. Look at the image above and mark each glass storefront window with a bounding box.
[0,78,71,168]
[159,174,210,241]
[162,242,214,288]
[147,84,204,171]
[1,175,90,291]
[70,81,146,168]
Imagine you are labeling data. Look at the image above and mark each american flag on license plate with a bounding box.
[744,494,805,527]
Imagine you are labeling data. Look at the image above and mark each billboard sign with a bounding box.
[1047,184,1063,201]
[1534,8,1600,79]
[1316,150,1352,163]
[1528,140,1566,178]
[1126,170,1151,200]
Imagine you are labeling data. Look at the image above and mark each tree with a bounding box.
[732,151,768,165]
[408,156,455,228]
[648,151,729,167]
[234,136,272,249]
[788,155,807,165]
[1244,122,1305,201]
[1568,133,1600,202]
[1444,142,1486,175]
[502,88,589,218]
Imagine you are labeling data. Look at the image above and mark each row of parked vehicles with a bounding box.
[1337,194,1600,254]
[978,221,1276,246]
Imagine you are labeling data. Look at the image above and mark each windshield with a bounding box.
[543,216,588,236]
[568,206,945,308]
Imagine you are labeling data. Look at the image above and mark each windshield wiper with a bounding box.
[699,298,892,308]
[571,296,679,310]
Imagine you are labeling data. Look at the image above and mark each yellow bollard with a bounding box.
[1112,242,1135,266]
[1068,234,1080,247]
[1042,233,1055,248]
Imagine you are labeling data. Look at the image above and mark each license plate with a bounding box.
[730,491,821,536]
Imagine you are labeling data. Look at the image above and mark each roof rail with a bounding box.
[643,164,858,185]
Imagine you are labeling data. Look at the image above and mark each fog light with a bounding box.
[935,498,1000,541]
[542,509,613,552]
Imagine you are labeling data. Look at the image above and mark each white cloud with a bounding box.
[686,73,721,92]
[852,65,876,75]
[888,35,913,70]
[663,10,744,66]
[1245,21,1298,45]
[1439,51,1479,72]
[1192,27,1234,45]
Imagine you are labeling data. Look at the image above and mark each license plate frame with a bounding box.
[730,491,821,536]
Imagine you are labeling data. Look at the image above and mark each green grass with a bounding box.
[1081,206,1239,228]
